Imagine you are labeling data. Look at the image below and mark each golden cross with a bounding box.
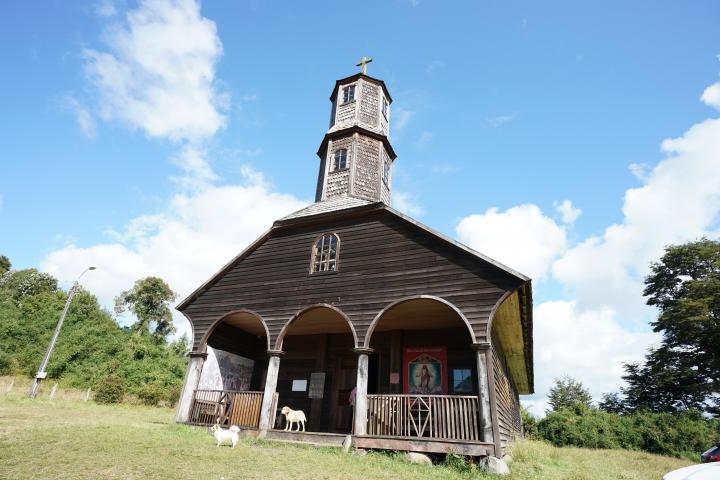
[356,56,373,75]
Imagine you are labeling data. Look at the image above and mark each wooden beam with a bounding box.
[175,352,206,423]
[259,352,283,432]
[353,436,492,456]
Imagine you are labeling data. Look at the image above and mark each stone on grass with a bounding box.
[481,456,510,476]
[406,452,433,465]
[502,454,513,464]
[353,448,368,456]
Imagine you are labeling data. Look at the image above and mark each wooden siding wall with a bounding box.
[183,211,521,351]
[491,332,522,452]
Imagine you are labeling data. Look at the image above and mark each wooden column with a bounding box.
[473,343,494,444]
[174,351,207,423]
[258,350,283,433]
[352,347,373,435]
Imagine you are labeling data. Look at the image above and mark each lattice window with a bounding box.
[382,96,388,118]
[310,233,340,273]
[333,149,348,171]
[342,85,355,103]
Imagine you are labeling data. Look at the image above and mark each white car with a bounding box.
[663,462,720,480]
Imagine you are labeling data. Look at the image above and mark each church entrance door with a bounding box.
[329,352,357,433]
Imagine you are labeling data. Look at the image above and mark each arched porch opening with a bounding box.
[362,296,486,442]
[274,305,357,434]
[186,310,270,427]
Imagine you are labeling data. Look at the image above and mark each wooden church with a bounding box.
[175,61,533,458]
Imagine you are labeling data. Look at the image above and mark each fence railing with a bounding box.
[366,394,481,441]
[188,390,275,428]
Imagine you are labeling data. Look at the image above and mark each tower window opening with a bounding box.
[383,157,390,184]
[382,96,388,118]
[333,149,348,171]
[342,85,355,103]
[311,233,340,273]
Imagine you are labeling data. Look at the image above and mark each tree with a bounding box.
[547,375,593,412]
[115,276,176,340]
[0,255,10,274]
[622,239,720,415]
[598,392,628,415]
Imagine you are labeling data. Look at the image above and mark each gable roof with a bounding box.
[176,198,533,392]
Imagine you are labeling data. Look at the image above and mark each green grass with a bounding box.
[0,397,692,480]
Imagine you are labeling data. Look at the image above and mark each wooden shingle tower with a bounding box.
[315,62,396,205]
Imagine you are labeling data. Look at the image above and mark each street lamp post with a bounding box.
[28,266,96,398]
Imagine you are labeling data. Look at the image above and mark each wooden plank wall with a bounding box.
[183,210,521,351]
[491,331,523,454]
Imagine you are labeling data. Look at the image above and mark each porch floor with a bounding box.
[257,429,494,457]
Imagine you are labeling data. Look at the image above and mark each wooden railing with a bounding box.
[366,394,481,441]
[189,390,276,428]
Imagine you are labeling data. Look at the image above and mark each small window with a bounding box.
[452,368,473,393]
[382,158,390,184]
[382,96,388,118]
[311,233,340,273]
[333,149,347,171]
[342,85,355,103]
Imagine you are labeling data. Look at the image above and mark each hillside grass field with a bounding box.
[0,397,693,480]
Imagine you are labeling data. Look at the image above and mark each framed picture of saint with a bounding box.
[403,347,448,394]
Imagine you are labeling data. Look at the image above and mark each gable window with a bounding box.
[333,149,348,171]
[342,85,355,103]
[382,157,390,184]
[311,233,340,273]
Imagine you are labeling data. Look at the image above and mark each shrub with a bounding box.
[137,382,164,406]
[94,376,126,404]
[521,406,539,439]
[537,406,720,460]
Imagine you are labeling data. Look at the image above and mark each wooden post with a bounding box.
[473,343,494,444]
[49,383,58,400]
[174,351,207,423]
[353,348,373,436]
[258,350,283,433]
[6,378,14,395]
[84,388,92,402]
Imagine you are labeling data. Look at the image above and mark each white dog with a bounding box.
[281,406,307,432]
[211,424,241,448]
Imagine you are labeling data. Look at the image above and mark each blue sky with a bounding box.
[1,0,719,413]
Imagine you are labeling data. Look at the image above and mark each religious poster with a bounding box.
[198,346,254,391]
[403,347,448,394]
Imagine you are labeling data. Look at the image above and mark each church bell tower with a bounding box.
[315,58,396,204]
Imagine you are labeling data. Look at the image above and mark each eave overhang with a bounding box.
[317,125,397,160]
[329,73,393,103]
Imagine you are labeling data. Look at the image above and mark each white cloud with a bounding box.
[42,168,307,344]
[94,0,117,17]
[425,60,443,74]
[485,113,517,128]
[554,199,582,225]
[392,191,424,217]
[416,131,433,146]
[82,0,227,142]
[456,204,567,280]
[522,300,658,416]
[392,107,414,131]
[169,144,218,191]
[701,82,720,110]
[62,96,97,138]
[552,113,720,317]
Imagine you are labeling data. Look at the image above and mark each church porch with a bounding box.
[180,297,496,456]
